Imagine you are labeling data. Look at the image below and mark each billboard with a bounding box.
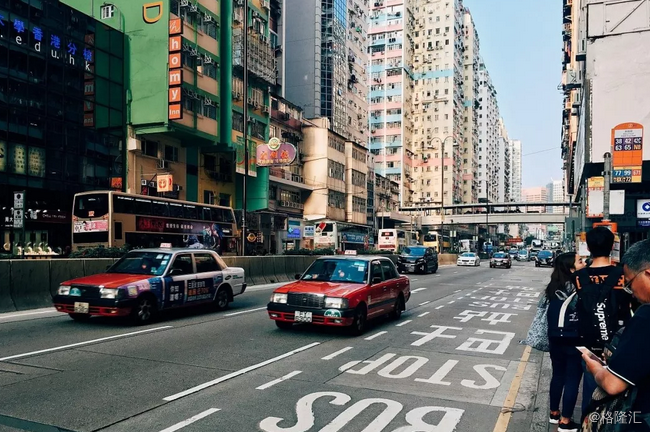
[611,123,643,183]
[257,137,297,167]
[586,176,604,218]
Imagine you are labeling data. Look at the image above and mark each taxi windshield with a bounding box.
[108,252,171,276]
[403,247,426,256]
[461,253,475,257]
[538,251,553,258]
[493,253,507,258]
[302,259,368,284]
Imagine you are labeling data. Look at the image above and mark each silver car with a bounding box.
[457,252,480,267]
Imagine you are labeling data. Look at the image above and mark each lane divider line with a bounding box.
[163,342,320,401]
[364,331,388,341]
[395,320,412,327]
[411,279,419,281]
[418,312,430,317]
[256,371,302,390]
[158,408,221,432]
[0,309,58,321]
[491,345,532,432]
[0,326,173,362]
[321,347,353,360]
[448,300,455,304]
[224,307,267,317]
[418,301,431,306]
[411,288,427,293]
[435,305,445,310]
[454,290,461,293]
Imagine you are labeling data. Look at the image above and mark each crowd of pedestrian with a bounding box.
[528,227,649,432]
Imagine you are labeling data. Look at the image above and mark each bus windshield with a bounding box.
[74,193,109,218]
[107,251,172,276]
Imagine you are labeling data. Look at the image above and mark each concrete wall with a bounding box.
[0,254,458,313]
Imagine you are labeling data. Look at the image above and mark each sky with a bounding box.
[463,0,564,189]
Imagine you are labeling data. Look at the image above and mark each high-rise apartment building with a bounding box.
[477,62,499,202]
[509,139,522,202]
[368,0,415,204]
[550,179,567,214]
[346,0,370,147]
[522,186,548,213]
[497,118,511,202]
[409,0,465,207]
[285,0,349,138]
[461,7,480,204]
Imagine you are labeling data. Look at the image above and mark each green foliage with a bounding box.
[525,236,536,246]
[68,245,130,259]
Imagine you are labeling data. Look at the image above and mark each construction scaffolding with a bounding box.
[233,28,276,85]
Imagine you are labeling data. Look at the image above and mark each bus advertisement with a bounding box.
[72,191,238,254]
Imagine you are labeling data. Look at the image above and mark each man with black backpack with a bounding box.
[575,227,634,420]
[582,239,650,431]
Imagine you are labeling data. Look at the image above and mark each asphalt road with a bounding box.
[0,261,552,432]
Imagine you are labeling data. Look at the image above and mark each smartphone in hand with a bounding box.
[576,346,605,365]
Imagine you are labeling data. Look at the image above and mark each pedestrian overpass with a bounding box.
[394,201,570,226]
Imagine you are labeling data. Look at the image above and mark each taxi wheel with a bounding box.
[132,295,157,325]
[349,306,367,336]
[275,321,293,330]
[69,313,91,322]
[432,264,438,274]
[214,287,230,311]
[391,295,405,320]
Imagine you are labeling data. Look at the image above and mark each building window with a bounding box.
[232,112,244,132]
[182,51,196,69]
[352,196,366,213]
[142,140,159,158]
[198,61,218,79]
[251,120,266,140]
[328,160,345,181]
[328,137,344,153]
[280,189,301,203]
[328,190,345,209]
[202,103,217,120]
[164,145,179,162]
[351,170,366,187]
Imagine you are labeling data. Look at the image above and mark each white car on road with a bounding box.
[457,252,480,267]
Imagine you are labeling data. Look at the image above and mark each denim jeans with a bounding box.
[549,341,584,417]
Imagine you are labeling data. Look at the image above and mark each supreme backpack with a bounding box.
[575,267,624,348]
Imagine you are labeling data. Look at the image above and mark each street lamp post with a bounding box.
[429,136,455,253]
[240,1,249,256]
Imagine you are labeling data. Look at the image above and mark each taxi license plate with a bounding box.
[74,302,89,314]
[294,311,312,323]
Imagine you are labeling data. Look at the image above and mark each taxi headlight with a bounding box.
[324,297,348,309]
[271,293,288,304]
[100,287,117,299]
[57,285,70,296]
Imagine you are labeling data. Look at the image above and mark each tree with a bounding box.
[525,236,536,246]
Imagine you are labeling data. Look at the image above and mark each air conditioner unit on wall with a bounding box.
[157,159,168,169]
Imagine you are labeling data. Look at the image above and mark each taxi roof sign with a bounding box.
[160,243,172,248]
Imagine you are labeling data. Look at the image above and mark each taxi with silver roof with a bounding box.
[267,256,410,335]
[53,246,246,324]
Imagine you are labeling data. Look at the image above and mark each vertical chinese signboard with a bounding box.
[611,122,643,183]
[168,18,183,120]
[586,176,605,218]
[84,33,95,127]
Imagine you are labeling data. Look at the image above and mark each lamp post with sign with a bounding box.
[13,191,25,258]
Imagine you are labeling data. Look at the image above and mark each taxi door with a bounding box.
[164,254,196,309]
[368,260,391,318]
[192,252,224,303]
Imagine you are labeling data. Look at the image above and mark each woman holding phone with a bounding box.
[546,252,586,431]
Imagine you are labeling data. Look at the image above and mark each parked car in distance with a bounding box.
[397,246,438,274]
[517,250,528,261]
[267,256,410,335]
[53,248,246,324]
[528,250,540,261]
[508,249,518,259]
[457,252,480,267]
[490,252,512,269]
[535,250,555,267]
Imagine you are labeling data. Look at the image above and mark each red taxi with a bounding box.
[267,256,410,335]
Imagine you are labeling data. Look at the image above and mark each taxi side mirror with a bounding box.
[372,276,382,285]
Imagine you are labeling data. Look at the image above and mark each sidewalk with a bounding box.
[507,345,584,432]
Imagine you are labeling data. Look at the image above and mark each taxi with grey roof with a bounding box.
[54,247,246,324]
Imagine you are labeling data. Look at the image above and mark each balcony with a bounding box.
[233,28,276,85]
[269,167,315,191]
[278,200,305,211]
[271,109,302,130]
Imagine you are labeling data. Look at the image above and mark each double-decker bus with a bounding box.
[72,191,238,254]
[422,231,450,253]
[378,229,418,253]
